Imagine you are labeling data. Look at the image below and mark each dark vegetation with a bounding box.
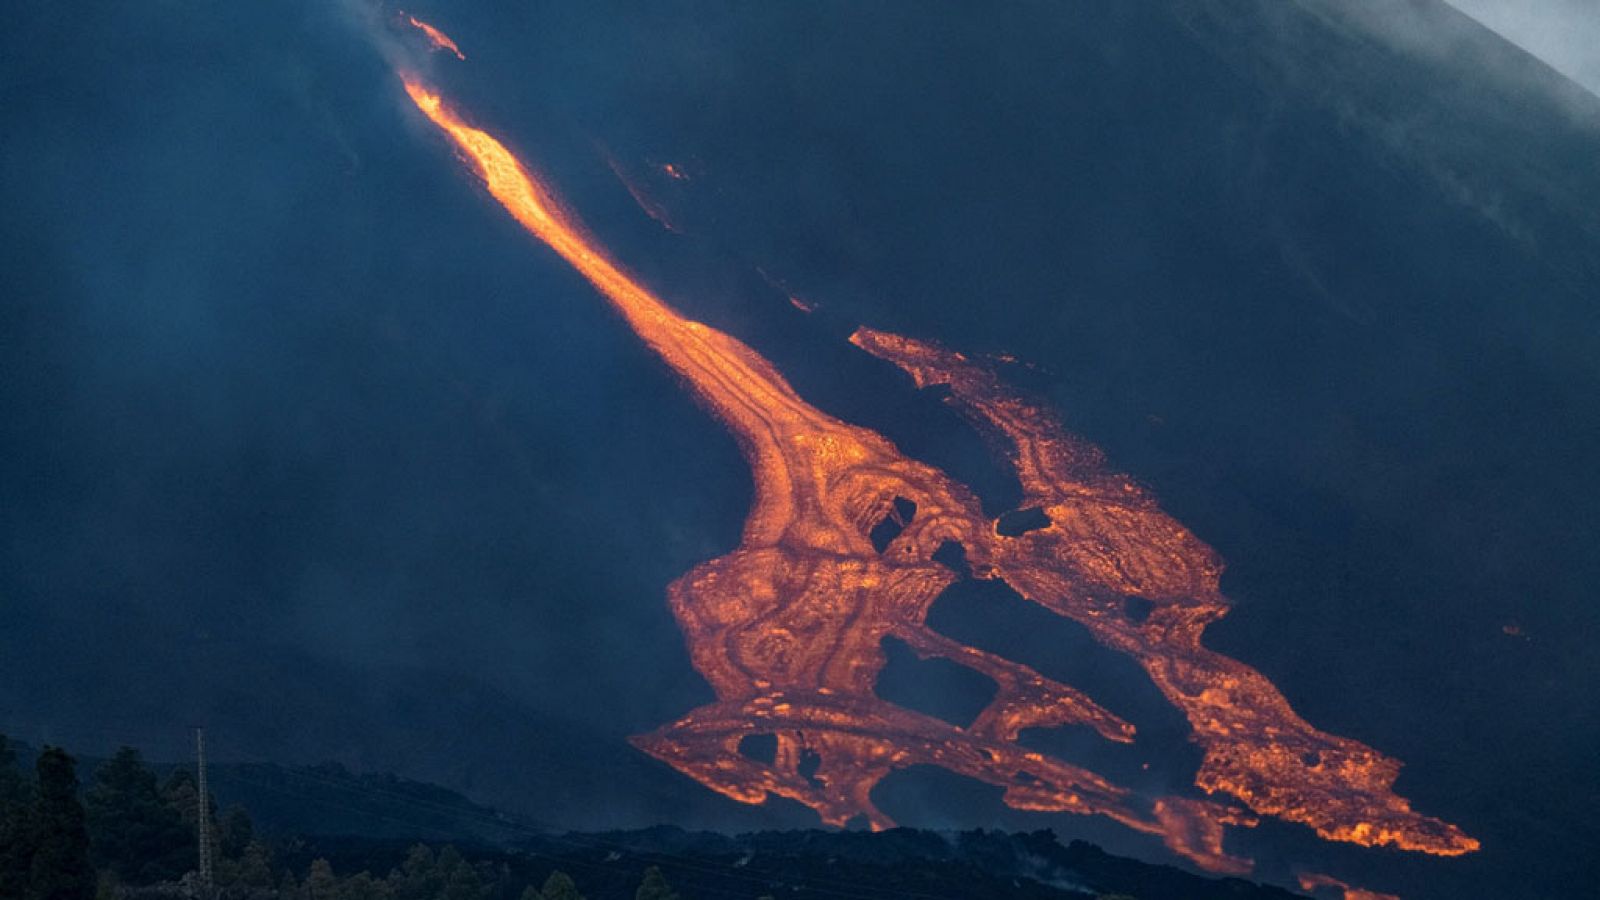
[0,734,1303,899]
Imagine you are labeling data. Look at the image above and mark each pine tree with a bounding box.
[26,746,94,900]
[539,870,585,900]
[336,870,394,900]
[0,735,24,809]
[218,804,254,859]
[436,846,484,900]
[634,866,680,900]
[388,844,441,900]
[85,746,190,884]
[304,858,338,900]
[0,735,34,899]
[161,768,215,838]
[237,839,275,888]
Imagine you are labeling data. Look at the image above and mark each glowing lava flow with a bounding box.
[404,14,466,60]
[398,77,1478,872]
[1299,872,1402,900]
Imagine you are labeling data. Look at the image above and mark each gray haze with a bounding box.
[1448,0,1600,94]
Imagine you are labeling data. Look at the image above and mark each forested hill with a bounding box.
[0,735,1306,899]
[520,826,1307,900]
[206,760,532,846]
[280,827,1307,900]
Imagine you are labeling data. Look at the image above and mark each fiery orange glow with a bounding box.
[397,76,1478,872]
[405,14,465,61]
[755,267,816,314]
[1299,871,1402,900]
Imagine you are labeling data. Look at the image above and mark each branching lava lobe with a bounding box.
[849,328,1478,858]
[397,77,1477,873]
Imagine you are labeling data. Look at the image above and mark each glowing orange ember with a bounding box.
[397,76,1478,872]
[1299,871,1402,900]
[405,14,465,61]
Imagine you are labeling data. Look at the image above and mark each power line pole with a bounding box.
[196,728,213,894]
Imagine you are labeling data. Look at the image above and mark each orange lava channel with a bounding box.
[405,14,465,61]
[398,76,1478,873]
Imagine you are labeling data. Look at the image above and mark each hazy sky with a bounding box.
[1447,0,1600,94]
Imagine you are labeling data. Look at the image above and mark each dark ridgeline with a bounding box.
[0,735,1303,900]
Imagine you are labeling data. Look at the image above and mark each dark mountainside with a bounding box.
[199,753,1314,899]
[289,827,1310,900]
[2,1,1598,899]
[145,754,1307,899]
[1,737,1304,900]
[202,760,526,848]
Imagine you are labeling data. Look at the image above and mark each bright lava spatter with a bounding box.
[398,75,1478,873]
[403,14,466,61]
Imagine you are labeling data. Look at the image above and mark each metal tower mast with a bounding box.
[196,728,213,893]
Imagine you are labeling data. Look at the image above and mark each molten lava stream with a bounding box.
[403,14,466,60]
[397,74,1477,875]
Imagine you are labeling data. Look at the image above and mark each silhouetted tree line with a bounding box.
[0,735,685,900]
